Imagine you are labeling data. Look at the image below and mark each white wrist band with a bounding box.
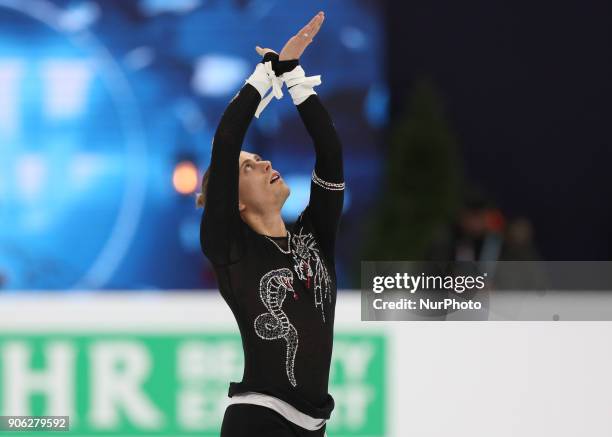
[281,65,321,105]
[245,61,284,118]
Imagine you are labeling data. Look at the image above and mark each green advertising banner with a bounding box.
[0,333,385,436]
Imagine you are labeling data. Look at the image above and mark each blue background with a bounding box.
[0,0,386,290]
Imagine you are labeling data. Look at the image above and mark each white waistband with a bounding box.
[226,391,327,431]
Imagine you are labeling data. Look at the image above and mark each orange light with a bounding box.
[173,161,198,194]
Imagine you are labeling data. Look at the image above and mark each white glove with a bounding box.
[281,65,321,105]
[245,61,284,118]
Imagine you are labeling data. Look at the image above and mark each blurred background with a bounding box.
[0,0,385,291]
[1,1,612,436]
[2,0,611,292]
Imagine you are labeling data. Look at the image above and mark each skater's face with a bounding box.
[238,151,290,214]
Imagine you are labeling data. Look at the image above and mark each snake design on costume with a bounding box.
[254,268,299,387]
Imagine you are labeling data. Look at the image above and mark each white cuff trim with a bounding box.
[245,61,284,118]
[281,65,321,106]
[245,63,270,97]
[312,169,344,191]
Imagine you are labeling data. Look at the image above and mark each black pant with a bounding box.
[220,404,327,437]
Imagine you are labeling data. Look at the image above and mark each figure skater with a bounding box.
[197,12,343,436]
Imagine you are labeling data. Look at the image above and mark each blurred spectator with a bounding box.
[501,217,541,261]
[428,186,503,262]
[428,186,542,263]
[427,186,548,292]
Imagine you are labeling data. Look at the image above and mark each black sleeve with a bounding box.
[200,82,261,265]
[297,94,345,263]
[200,54,298,265]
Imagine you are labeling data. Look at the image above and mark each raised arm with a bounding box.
[200,54,277,265]
[297,94,345,263]
[279,11,345,262]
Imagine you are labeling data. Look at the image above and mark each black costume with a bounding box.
[200,55,344,436]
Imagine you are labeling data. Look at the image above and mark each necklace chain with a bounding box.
[264,231,291,254]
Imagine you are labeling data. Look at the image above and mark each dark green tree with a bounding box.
[359,78,465,265]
